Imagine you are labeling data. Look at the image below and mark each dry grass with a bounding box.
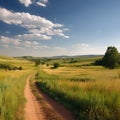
[37,64,120,120]
[0,57,35,120]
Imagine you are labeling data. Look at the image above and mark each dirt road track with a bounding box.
[24,76,46,120]
[35,84,75,120]
[24,75,75,120]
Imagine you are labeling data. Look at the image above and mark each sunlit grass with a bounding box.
[0,56,34,70]
[37,64,120,120]
[0,56,35,120]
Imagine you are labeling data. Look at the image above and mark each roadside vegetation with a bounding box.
[0,56,34,120]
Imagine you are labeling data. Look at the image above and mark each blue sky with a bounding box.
[0,0,120,56]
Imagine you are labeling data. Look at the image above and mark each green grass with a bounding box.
[1,55,119,120]
[44,56,102,67]
[36,63,120,120]
[0,56,34,70]
[0,56,35,120]
[0,74,25,120]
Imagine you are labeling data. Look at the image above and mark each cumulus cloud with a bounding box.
[0,36,21,46]
[18,0,32,7]
[17,33,52,40]
[0,36,42,49]
[24,40,39,47]
[36,0,48,7]
[0,7,69,40]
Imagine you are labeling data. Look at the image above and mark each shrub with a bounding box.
[0,64,23,70]
[53,62,60,68]
[94,59,103,66]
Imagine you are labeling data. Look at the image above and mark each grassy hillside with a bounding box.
[36,57,120,120]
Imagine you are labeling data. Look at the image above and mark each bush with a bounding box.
[53,62,60,68]
[18,66,23,70]
[94,59,103,66]
[0,64,23,70]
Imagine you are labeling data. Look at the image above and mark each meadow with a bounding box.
[0,56,34,120]
[36,56,120,120]
[1,55,120,120]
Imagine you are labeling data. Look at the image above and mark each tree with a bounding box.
[53,62,60,68]
[102,46,120,69]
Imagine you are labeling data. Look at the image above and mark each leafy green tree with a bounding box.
[102,46,120,69]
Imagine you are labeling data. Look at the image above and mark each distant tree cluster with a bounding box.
[0,64,22,70]
[69,58,78,63]
[95,46,120,69]
[35,59,41,66]
[35,59,45,66]
[53,62,60,68]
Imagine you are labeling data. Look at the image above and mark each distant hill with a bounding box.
[47,55,103,59]
[15,55,103,61]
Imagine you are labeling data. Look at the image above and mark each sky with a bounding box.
[0,0,120,57]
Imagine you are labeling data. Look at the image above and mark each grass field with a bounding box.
[1,55,120,120]
[36,57,120,120]
[0,56,35,120]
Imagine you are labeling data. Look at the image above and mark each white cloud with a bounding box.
[32,41,39,45]
[24,40,40,47]
[0,44,9,48]
[18,0,32,7]
[36,2,46,7]
[36,0,48,7]
[0,36,42,49]
[0,36,21,46]
[63,28,70,31]
[17,33,52,40]
[28,28,69,39]
[0,7,69,40]
[17,0,48,7]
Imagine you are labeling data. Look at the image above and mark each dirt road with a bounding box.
[24,75,75,120]
[24,76,46,120]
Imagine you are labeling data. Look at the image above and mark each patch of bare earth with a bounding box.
[24,75,75,120]
[24,76,46,120]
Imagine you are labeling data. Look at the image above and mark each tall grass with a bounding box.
[0,71,30,120]
[36,66,120,120]
[0,57,35,120]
